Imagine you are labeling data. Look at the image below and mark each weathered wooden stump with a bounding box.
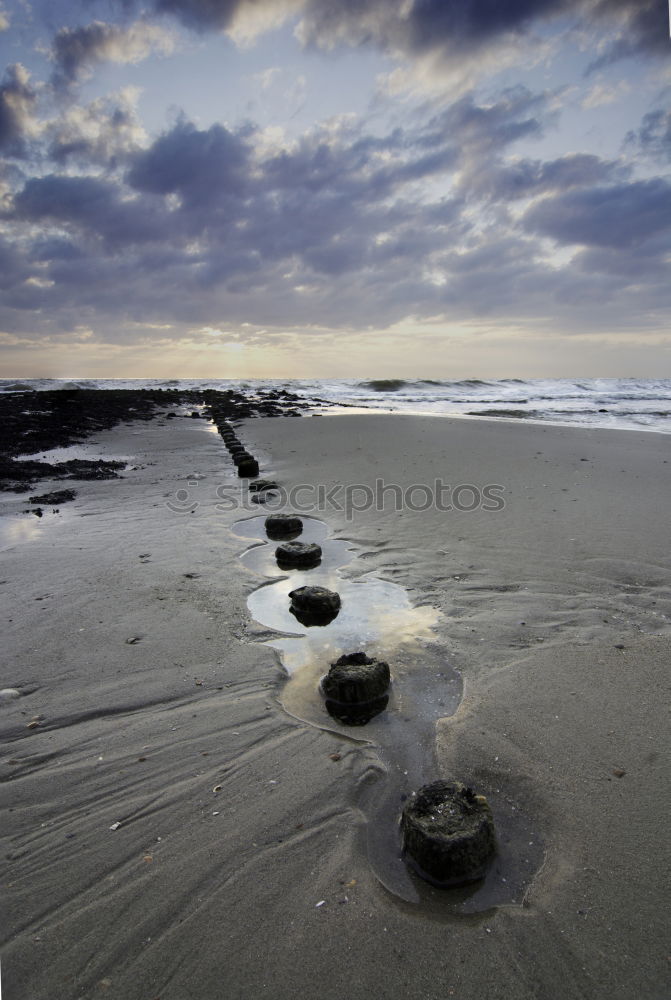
[322,652,391,725]
[237,457,259,478]
[289,585,340,626]
[265,514,303,539]
[401,780,496,887]
[276,541,322,568]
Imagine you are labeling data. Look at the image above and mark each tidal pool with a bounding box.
[232,514,544,912]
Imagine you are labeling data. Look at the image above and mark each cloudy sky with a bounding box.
[0,0,669,378]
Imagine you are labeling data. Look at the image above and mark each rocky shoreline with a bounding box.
[0,386,327,491]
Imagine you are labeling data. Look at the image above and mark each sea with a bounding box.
[2,377,671,434]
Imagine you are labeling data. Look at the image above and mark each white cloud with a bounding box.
[51,19,176,86]
[375,33,552,102]
[48,87,148,166]
[581,79,631,109]
[227,0,302,46]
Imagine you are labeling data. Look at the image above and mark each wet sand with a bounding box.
[1,413,670,999]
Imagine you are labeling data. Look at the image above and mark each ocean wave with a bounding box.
[59,380,101,390]
[467,409,536,419]
[358,379,408,391]
[0,381,36,392]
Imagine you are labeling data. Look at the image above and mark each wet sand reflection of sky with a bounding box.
[0,511,71,550]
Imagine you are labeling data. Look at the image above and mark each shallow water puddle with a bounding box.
[16,444,136,464]
[0,510,71,550]
[232,514,543,913]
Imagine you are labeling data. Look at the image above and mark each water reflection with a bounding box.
[0,510,69,550]
[17,445,135,464]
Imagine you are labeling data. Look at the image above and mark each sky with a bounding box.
[0,0,669,378]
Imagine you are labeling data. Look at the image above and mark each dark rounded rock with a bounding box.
[322,652,390,703]
[248,479,278,493]
[324,693,389,726]
[401,780,496,887]
[229,444,247,455]
[232,451,254,465]
[237,457,259,478]
[276,541,322,568]
[251,491,278,504]
[29,488,76,505]
[289,585,340,626]
[265,514,303,539]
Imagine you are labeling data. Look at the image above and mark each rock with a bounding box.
[248,479,278,493]
[322,652,391,725]
[251,492,277,504]
[29,488,76,505]
[276,541,322,568]
[289,585,341,626]
[265,514,303,539]
[232,452,254,466]
[324,693,389,726]
[229,445,248,456]
[401,780,496,887]
[322,652,390,703]
[237,457,259,478]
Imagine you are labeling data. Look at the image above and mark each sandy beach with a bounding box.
[2,411,670,1000]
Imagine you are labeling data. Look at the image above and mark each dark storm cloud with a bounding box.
[626,109,671,164]
[109,0,669,64]
[120,109,476,275]
[419,88,547,154]
[52,21,115,84]
[11,174,172,247]
[3,79,669,339]
[127,119,249,205]
[523,178,671,249]
[0,235,30,289]
[150,0,243,31]
[296,0,566,55]
[464,152,625,200]
[0,64,37,157]
[30,236,86,262]
[586,0,669,70]
[297,0,669,70]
